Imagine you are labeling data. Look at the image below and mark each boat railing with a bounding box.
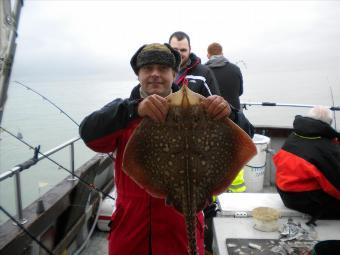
[0,136,81,225]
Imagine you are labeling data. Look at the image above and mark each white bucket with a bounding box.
[97,189,116,231]
[244,134,270,192]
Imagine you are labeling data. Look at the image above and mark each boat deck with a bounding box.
[81,186,278,254]
[81,231,107,255]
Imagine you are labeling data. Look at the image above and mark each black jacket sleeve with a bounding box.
[206,68,221,96]
[229,107,255,138]
[238,67,243,96]
[79,98,140,152]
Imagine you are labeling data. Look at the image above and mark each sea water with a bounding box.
[0,79,136,223]
[0,70,339,223]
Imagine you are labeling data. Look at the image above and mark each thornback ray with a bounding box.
[122,86,256,255]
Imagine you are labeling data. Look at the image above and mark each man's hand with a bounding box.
[201,95,231,120]
[137,94,169,123]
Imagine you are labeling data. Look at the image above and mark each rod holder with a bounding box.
[36,199,45,214]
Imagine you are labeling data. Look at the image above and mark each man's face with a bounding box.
[169,37,190,68]
[138,64,175,97]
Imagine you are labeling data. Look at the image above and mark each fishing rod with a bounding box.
[14,80,79,126]
[329,86,337,130]
[13,80,116,162]
[7,81,116,198]
[242,101,340,111]
[0,126,115,201]
[0,205,54,255]
[235,59,247,69]
[0,126,114,254]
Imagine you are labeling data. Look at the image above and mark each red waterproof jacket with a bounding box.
[274,116,340,199]
[79,84,204,255]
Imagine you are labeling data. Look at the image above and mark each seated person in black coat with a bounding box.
[274,106,340,221]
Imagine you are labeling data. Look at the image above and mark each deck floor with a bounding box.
[81,187,278,254]
[81,230,107,255]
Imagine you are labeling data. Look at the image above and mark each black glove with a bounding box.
[203,202,219,218]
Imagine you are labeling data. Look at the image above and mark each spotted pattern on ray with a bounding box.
[123,87,256,255]
[135,104,236,213]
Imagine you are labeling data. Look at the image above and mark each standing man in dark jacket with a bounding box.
[169,31,220,97]
[274,106,340,222]
[204,44,246,253]
[79,43,242,255]
[205,42,243,110]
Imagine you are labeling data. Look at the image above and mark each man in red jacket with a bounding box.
[79,43,233,255]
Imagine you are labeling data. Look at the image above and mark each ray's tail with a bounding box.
[182,164,198,255]
[184,206,198,255]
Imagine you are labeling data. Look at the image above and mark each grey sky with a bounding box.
[10,1,340,83]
